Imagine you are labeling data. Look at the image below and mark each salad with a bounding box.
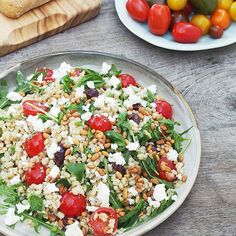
[0,62,190,236]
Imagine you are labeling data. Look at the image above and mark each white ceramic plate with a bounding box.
[0,51,201,236]
[115,0,236,51]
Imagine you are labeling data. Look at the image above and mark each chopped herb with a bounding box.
[108,64,121,77]
[29,195,44,212]
[77,70,105,88]
[9,145,16,155]
[105,131,126,148]
[0,128,2,137]
[56,178,71,188]
[66,163,85,182]
[145,89,155,103]
[60,75,75,94]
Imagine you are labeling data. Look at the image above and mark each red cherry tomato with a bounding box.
[148,4,172,36]
[25,163,46,185]
[172,22,202,43]
[118,74,137,88]
[38,68,55,82]
[158,158,177,182]
[156,100,173,119]
[126,0,150,22]
[22,100,48,117]
[24,132,45,158]
[88,115,112,132]
[60,192,86,218]
[89,207,118,236]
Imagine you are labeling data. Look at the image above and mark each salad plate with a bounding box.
[0,51,201,236]
[115,0,236,51]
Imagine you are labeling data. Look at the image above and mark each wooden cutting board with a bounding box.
[0,0,101,57]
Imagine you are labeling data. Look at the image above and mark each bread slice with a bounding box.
[0,0,51,18]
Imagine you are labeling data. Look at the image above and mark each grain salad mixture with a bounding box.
[0,62,190,236]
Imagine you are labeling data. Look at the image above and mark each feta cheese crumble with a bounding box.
[47,165,60,179]
[4,208,21,226]
[153,184,167,202]
[16,203,30,213]
[97,182,110,207]
[6,91,23,101]
[27,115,55,132]
[126,141,140,151]
[81,112,92,121]
[167,149,179,162]
[44,183,59,193]
[108,152,126,166]
[100,62,111,74]
[128,187,138,197]
[9,175,21,185]
[110,76,121,88]
[46,142,61,159]
[65,221,83,236]
[75,86,85,98]
[87,81,95,89]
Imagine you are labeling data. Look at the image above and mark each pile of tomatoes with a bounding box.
[126,0,236,43]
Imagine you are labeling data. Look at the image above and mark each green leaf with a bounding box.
[56,178,71,188]
[0,80,10,109]
[29,195,44,212]
[38,114,51,122]
[66,163,85,181]
[60,75,75,94]
[0,180,20,205]
[9,145,16,155]
[0,153,4,158]
[65,102,85,114]
[16,71,25,86]
[145,89,155,103]
[108,64,121,77]
[105,131,126,148]
[0,128,2,138]
[118,200,146,228]
[77,73,105,88]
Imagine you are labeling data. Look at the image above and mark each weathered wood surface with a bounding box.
[0,0,236,235]
[0,0,101,56]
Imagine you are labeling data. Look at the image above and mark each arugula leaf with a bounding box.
[0,80,10,109]
[145,89,155,103]
[38,114,51,122]
[66,163,85,182]
[84,178,93,193]
[0,153,3,158]
[118,199,146,228]
[56,178,71,188]
[9,145,16,155]
[0,180,20,205]
[60,75,75,94]
[29,195,44,212]
[108,64,121,77]
[105,131,126,148]
[77,70,105,88]
[65,102,85,114]
[0,128,2,137]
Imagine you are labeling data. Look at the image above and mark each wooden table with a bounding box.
[0,1,235,235]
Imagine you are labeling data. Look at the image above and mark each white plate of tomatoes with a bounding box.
[115,0,236,51]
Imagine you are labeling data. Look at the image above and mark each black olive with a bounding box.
[112,163,126,175]
[85,88,99,99]
[128,113,141,124]
[54,145,66,167]
[132,103,142,111]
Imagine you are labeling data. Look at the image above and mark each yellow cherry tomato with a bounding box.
[167,0,187,11]
[217,0,233,11]
[229,2,236,21]
[191,14,211,35]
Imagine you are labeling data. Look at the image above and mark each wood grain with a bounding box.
[0,0,236,235]
[0,0,101,56]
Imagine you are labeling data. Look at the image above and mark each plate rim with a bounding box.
[115,0,236,51]
[0,50,201,236]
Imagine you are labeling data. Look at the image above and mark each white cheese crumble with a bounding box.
[65,221,83,236]
[123,93,147,108]
[128,187,138,197]
[9,175,21,185]
[87,81,95,89]
[53,62,72,80]
[16,203,30,213]
[6,91,23,101]
[110,76,121,88]
[153,184,167,202]
[147,85,157,94]
[75,86,85,98]
[50,106,61,117]
[82,104,90,112]
[126,141,140,151]
[97,182,110,207]
[4,208,21,226]
[27,115,55,132]
[71,184,85,195]
[47,165,60,179]
[167,149,179,162]
[108,152,126,166]
[172,195,178,201]
[44,183,59,193]
[86,206,99,212]
[81,112,92,121]
[100,62,111,74]
[46,142,60,159]
[111,143,118,150]
[147,197,160,208]
[128,198,135,205]
[57,97,69,105]
[37,74,43,83]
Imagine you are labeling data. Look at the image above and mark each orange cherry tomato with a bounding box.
[211,9,231,30]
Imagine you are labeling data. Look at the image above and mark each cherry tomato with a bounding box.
[156,100,173,119]
[182,2,194,15]
[191,14,211,35]
[89,207,118,236]
[217,0,233,11]
[22,100,48,117]
[158,158,177,182]
[211,9,231,29]
[25,163,46,185]
[126,0,150,22]
[60,192,86,218]
[88,115,112,132]
[209,25,224,38]
[118,74,137,88]
[172,22,202,43]
[229,2,236,21]
[171,11,189,30]
[167,0,187,11]
[148,4,171,36]
[38,68,55,82]
[24,132,45,157]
